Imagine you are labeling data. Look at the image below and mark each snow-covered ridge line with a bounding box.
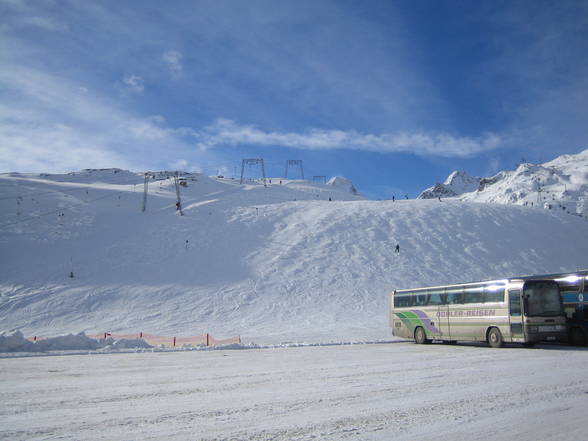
[418,149,588,217]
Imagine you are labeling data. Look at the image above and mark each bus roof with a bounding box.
[393,270,588,295]
[394,278,513,294]
[515,269,588,280]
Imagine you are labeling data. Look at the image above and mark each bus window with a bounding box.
[558,281,581,293]
[428,289,444,305]
[463,285,484,303]
[394,293,413,307]
[484,284,505,303]
[523,281,563,317]
[446,287,464,304]
[509,289,521,316]
[414,291,429,306]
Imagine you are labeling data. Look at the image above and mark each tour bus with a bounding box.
[389,277,567,347]
[519,270,588,346]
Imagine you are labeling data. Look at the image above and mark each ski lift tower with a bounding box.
[240,158,266,185]
[285,160,304,180]
[535,177,542,207]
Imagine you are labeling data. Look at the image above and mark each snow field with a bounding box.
[1,170,588,343]
[1,343,587,440]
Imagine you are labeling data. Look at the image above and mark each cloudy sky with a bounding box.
[1,0,587,198]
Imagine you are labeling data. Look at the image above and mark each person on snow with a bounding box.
[395,244,400,253]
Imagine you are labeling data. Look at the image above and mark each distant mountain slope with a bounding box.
[418,171,481,199]
[1,169,587,344]
[418,149,588,217]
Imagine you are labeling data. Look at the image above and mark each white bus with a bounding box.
[389,277,567,347]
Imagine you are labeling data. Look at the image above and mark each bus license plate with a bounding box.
[546,336,556,341]
[542,326,557,332]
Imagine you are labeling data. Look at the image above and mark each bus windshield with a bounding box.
[523,281,563,317]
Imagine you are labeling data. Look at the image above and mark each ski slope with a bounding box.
[1,169,587,344]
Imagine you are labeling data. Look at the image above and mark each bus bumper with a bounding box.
[526,331,568,344]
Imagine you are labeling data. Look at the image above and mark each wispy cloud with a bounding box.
[0,65,211,173]
[19,15,69,32]
[192,119,503,158]
[162,50,182,73]
[121,74,144,94]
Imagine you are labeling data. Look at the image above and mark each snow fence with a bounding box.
[27,332,241,348]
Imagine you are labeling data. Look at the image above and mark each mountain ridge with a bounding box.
[418,149,588,217]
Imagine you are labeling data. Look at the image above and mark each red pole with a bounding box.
[173,336,176,347]
[206,333,210,346]
[33,336,37,341]
[139,331,143,338]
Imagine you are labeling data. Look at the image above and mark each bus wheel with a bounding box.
[487,327,504,348]
[570,327,587,346]
[414,327,430,344]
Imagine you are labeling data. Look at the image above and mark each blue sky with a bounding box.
[1,0,587,199]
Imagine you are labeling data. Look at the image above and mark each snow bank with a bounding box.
[0,331,35,352]
[0,331,153,353]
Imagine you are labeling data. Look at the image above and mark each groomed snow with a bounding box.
[1,169,588,345]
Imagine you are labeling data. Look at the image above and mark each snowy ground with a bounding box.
[2,342,587,440]
[2,169,588,344]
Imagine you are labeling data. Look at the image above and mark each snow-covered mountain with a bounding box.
[418,170,481,199]
[418,149,588,217]
[1,168,587,344]
[326,176,359,195]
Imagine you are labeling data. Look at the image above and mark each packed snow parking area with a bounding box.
[2,343,588,441]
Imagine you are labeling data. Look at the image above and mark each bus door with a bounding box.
[508,288,523,340]
[430,288,450,339]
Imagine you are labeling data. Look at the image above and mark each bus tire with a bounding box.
[570,327,587,346]
[487,327,504,348]
[414,327,430,345]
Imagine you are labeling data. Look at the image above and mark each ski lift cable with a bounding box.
[0,172,155,201]
[0,191,125,229]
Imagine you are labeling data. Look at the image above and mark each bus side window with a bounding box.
[559,282,580,294]
[484,285,505,303]
[394,293,412,307]
[509,289,521,316]
[415,291,429,306]
[428,289,443,305]
[440,289,448,305]
[446,287,463,304]
[464,286,484,303]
